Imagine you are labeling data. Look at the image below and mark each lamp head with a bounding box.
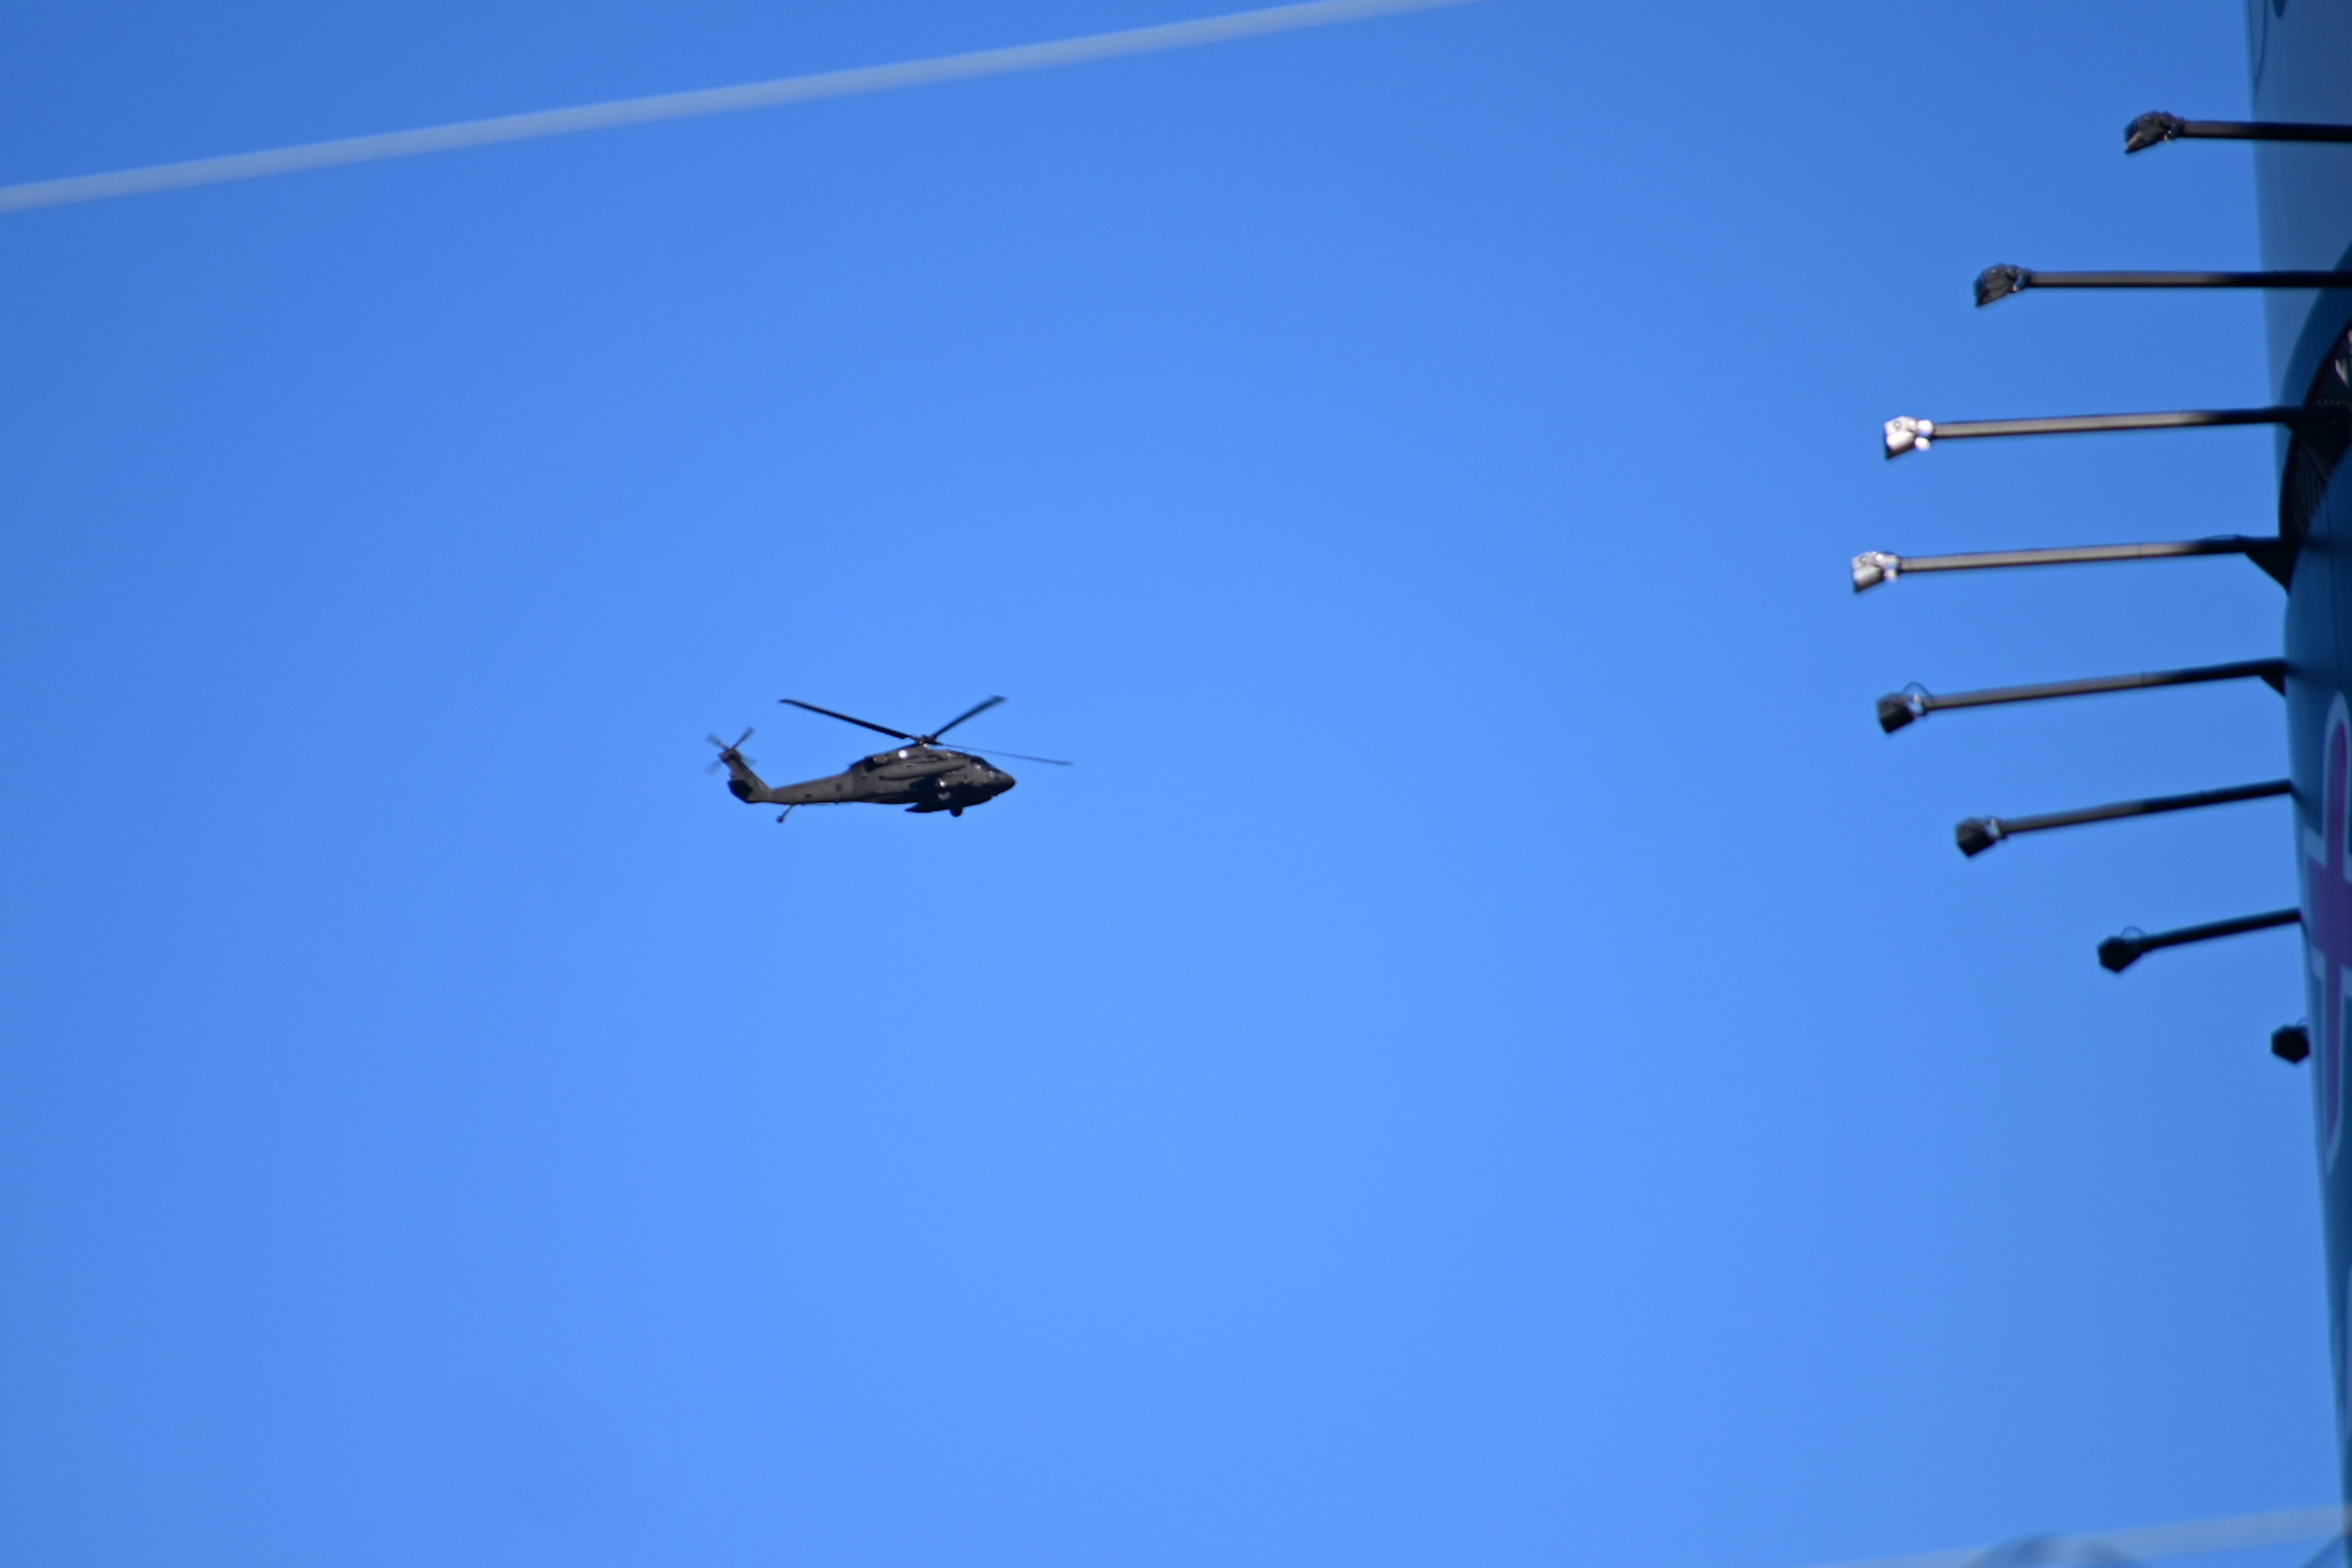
[1955,816,2004,858]
[2124,111,2187,153]
[1876,693,1923,733]
[1974,265,2030,307]
[1852,551,1900,593]
[2098,934,2144,973]
[1883,417,1934,459]
[2274,1023,2313,1064]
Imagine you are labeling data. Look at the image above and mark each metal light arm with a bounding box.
[1853,536,2286,593]
[1975,264,2352,306]
[1955,778,2291,858]
[2098,908,2301,973]
[1886,407,2329,459]
[1877,659,2283,733]
[2127,110,2352,152]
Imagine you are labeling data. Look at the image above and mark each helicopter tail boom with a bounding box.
[722,758,777,802]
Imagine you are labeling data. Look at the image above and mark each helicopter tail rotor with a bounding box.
[704,726,755,775]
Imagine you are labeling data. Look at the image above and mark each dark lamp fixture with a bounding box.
[2275,1025,2313,1065]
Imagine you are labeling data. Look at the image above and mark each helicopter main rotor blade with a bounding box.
[959,747,1074,766]
[927,695,1006,741]
[779,698,913,741]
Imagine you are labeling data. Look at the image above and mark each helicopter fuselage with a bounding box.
[723,744,1015,816]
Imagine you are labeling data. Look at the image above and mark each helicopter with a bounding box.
[706,696,1070,822]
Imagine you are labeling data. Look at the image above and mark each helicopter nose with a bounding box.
[994,768,1017,792]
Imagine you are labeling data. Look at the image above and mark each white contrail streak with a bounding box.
[0,0,1488,216]
[1784,1503,2352,1568]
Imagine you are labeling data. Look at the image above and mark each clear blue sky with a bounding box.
[0,4,2329,1564]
